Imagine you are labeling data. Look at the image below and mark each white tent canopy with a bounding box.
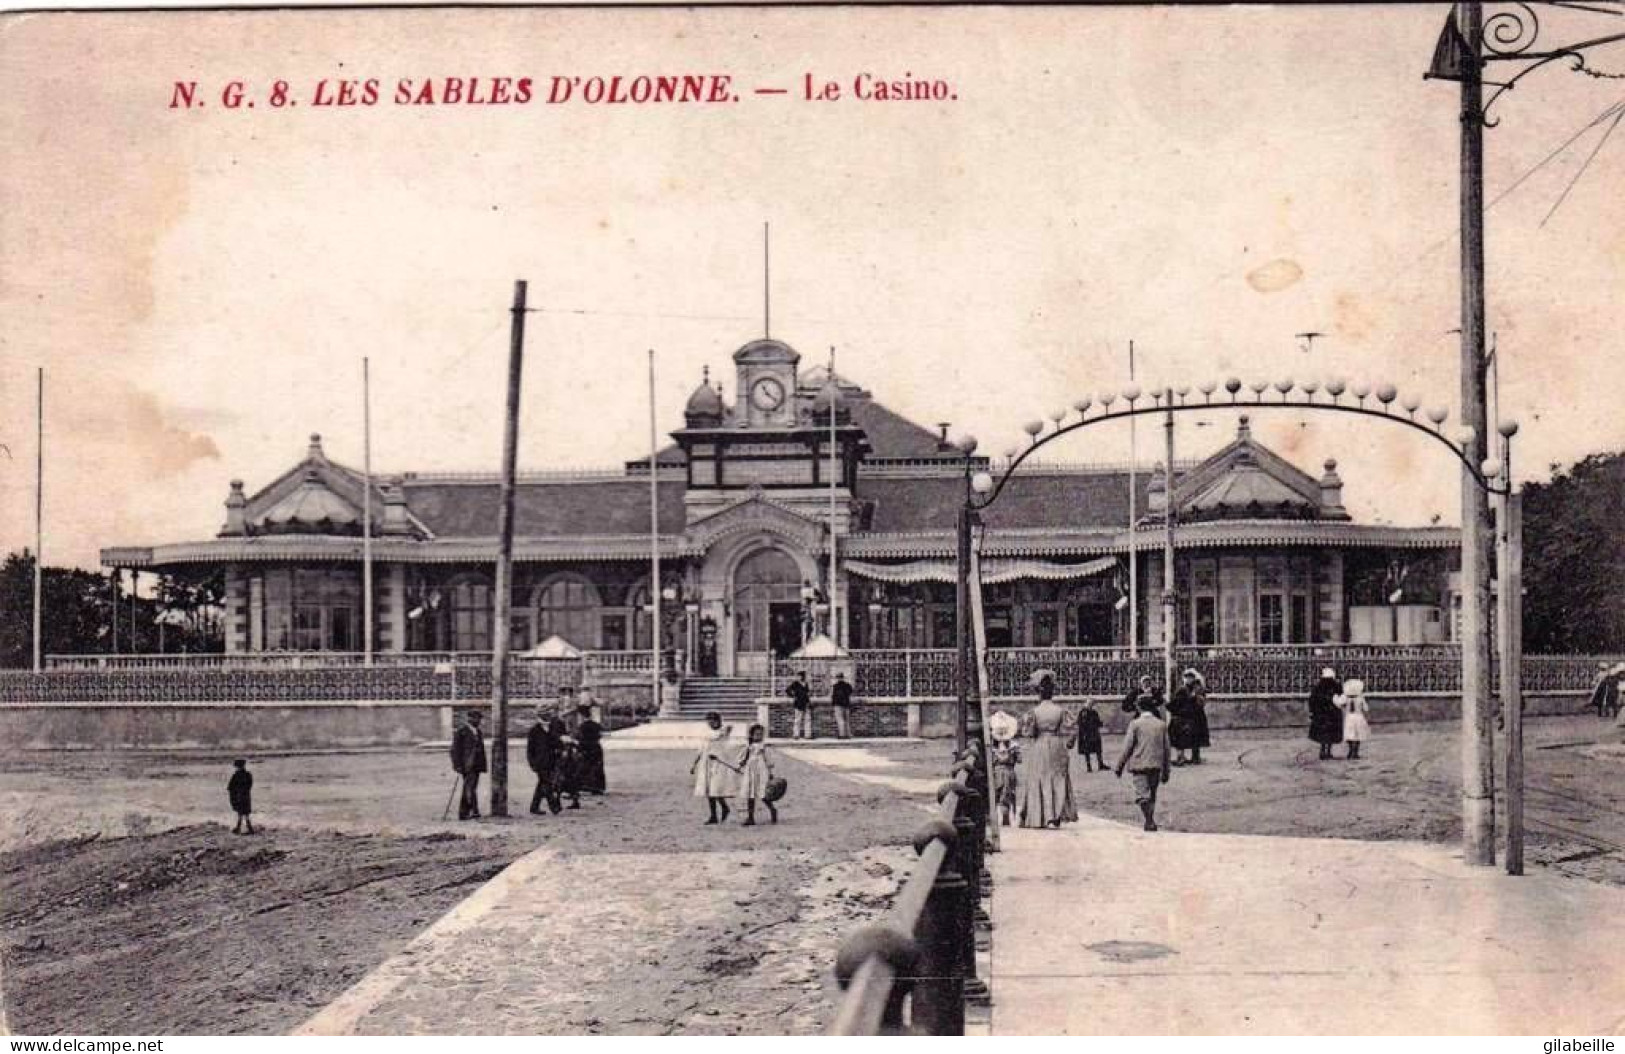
[789,633,849,660]
[526,634,582,659]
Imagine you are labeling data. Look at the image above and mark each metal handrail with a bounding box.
[831,757,985,1035]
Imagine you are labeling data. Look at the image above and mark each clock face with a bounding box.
[750,376,786,412]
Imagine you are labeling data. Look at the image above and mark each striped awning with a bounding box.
[845,555,1116,585]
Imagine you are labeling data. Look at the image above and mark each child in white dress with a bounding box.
[737,723,778,826]
[1338,678,1373,760]
[691,711,741,824]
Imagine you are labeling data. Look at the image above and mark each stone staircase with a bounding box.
[677,676,768,723]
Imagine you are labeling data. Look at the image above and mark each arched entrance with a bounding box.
[731,546,807,676]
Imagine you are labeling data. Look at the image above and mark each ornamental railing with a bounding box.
[775,649,1619,700]
[0,662,583,705]
[831,750,989,1035]
[42,649,680,675]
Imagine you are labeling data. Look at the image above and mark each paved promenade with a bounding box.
[990,814,1625,1035]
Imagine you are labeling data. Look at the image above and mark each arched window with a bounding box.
[535,575,601,649]
[448,575,492,652]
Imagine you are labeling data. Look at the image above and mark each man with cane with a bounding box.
[450,709,488,821]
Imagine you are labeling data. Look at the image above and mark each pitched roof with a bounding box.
[402,478,687,537]
[849,398,954,460]
[859,470,1158,531]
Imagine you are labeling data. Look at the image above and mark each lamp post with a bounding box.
[952,377,1522,871]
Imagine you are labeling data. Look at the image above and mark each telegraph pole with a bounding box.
[1457,0,1497,866]
[1161,391,1176,696]
[489,279,528,818]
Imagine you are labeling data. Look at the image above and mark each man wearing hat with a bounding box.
[450,709,488,820]
[1114,695,1172,831]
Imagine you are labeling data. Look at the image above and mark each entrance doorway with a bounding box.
[732,546,805,675]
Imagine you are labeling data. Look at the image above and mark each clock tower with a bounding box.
[734,338,799,428]
[671,337,872,528]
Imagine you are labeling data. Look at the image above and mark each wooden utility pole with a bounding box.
[1458,0,1497,866]
[1500,487,1524,875]
[1161,391,1176,696]
[489,279,528,818]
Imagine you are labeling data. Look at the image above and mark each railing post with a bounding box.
[834,924,920,1036]
[905,650,913,698]
[909,816,966,1035]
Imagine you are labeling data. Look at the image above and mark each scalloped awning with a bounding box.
[846,556,1116,585]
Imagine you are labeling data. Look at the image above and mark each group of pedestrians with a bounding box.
[691,711,785,826]
[447,692,608,821]
[1590,663,1625,721]
[1306,668,1372,761]
[785,670,856,739]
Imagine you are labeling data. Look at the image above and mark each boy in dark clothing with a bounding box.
[1075,699,1106,772]
[228,759,255,835]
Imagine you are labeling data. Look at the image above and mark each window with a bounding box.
[535,576,601,649]
[1290,595,1310,644]
[1195,596,1218,646]
[985,607,1013,648]
[450,578,492,652]
[1259,594,1285,645]
[261,568,361,651]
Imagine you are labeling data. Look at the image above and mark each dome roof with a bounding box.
[254,469,362,534]
[733,338,800,365]
[685,380,725,418]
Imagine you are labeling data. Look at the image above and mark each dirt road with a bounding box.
[0,740,950,1035]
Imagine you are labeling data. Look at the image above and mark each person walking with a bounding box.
[450,709,487,821]
[831,671,854,739]
[227,759,255,835]
[737,723,779,826]
[1016,671,1078,829]
[575,703,606,795]
[1337,679,1372,760]
[1308,667,1344,761]
[787,671,813,740]
[691,711,741,824]
[1074,698,1105,773]
[526,707,562,815]
[1115,696,1172,831]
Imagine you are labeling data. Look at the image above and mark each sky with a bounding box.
[2,4,1623,568]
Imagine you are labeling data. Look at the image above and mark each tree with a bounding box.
[0,551,224,667]
[1520,451,1625,654]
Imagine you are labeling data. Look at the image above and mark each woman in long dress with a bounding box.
[1307,667,1344,761]
[691,711,741,824]
[1016,673,1078,829]
[1167,669,1212,765]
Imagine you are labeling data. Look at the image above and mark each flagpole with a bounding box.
[362,357,374,666]
[1127,341,1138,657]
[827,347,839,645]
[33,366,43,672]
[649,348,663,715]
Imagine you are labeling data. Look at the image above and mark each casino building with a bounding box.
[101,337,1463,671]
